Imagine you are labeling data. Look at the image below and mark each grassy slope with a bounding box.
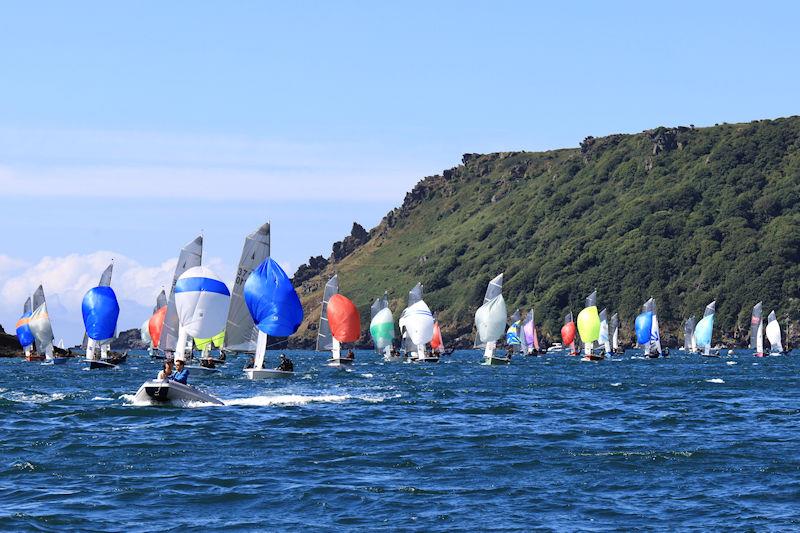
[293,117,800,348]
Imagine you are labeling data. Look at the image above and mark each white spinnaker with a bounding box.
[403,300,434,346]
[766,311,783,352]
[224,222,270,352]
[475,274,503,348]
[175,267,230,339]
[159,235,203,352]
[140,319,152,343]
[475,294,507,345]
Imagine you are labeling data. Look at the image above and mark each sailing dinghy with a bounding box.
[148,290,168,359]
[134,266,228,405]
[370,292,396,360]
[475,274,508,365]
[765,310,784,355]
[750,302,765,357]
[598,308,611,357]
[505,309,522,356]
[317,275,361,367]
[695,301,717,357]
[561,312,577,356]
[82,263,126,369]
[610,313,622,355]
[158,235,203,359]
[402,298,436,362]
[29,285,67,364]
[577,291,603,361]
[398,283,423,360]
[521,310,541,355]
[243,258,303,379]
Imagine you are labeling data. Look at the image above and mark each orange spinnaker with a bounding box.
[149,306,167,347]
[561,321,576,346]
[327,294,361,343]
[431,321,443,350]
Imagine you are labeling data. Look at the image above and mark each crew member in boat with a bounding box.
[345,349,355,361]
[276,354,294,372]
[157,361,173,380]
[171,359,189,384]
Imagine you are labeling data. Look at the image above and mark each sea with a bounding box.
[1,349,799,531]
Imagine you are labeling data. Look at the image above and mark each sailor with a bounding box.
[157,360,173,380]
[171,359,189,384]
[277,354,294,372]
[345,349,355,360]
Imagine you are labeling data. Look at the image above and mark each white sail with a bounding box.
[401,300,434,346]
[159,235,203,352]
[29,302,54,358]
[224,222,270,352]
[599,308,610,353]
[475,273,504,348]
[610,313,619,351]
[316,275,339,351]
[766,311,783,353]
[400,283,423,355]
[140,319,151,343]
[174,266,230,361]
[98,262,113,287]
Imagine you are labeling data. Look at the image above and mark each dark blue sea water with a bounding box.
[1,349,799,531]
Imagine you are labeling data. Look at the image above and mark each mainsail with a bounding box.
[598,308,610,353]
[766,310,783,353]
[610,313,619,352]
[316,275,339,351]
[159,235,203,353]
[649,299,662,355]
[750,302,764,355]
[224,222,270,353]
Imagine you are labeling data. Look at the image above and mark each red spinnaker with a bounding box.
[431,321,443,351]
[561,321,576,346]
[327,294,361,343]
[149,306,167,348]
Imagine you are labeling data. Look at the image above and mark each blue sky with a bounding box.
[1,1,799,342]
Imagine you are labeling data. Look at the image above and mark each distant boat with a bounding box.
[577,290,603,362]
[243,258,303,379]
[683,316,697,353]
[598,308,611,356]
[159,235,203,358]
[561,312,577,356]
[223,222,271,356]
[401,297,436,363]
[521,310,541,355]
[431,320,446,356]
[694,301,717,357]
[399,283,424,359]
[505,309,522,355]
[147,290,168,359]
[82,263,125,369]
[370,291,396,360]
[765,310,784,355]
[750,302,765,357]
[15,297,35,360]
[610,313,622,355]
[317,275,360,367]
[474,273,508,365]
[636,298,662,358]
[29,285,62,364]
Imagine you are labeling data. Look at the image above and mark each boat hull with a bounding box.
[244,368,293,380]
[133,379,224,405]
[327,357,354,367]
[484,356,511,365]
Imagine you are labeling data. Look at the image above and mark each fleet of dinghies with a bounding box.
[9,221,795,405]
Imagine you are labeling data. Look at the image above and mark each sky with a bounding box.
[1,1,799,343]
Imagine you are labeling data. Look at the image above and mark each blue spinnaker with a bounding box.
[244,258,304,337]
[635,312,653,345]
[82,286,120,341]
[694,314,714,348]
[16,312,34,348]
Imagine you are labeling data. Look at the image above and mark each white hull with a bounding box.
[244,368,293,380]
[133,379,223,405]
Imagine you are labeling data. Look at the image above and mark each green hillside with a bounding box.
[292,116,800,348]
